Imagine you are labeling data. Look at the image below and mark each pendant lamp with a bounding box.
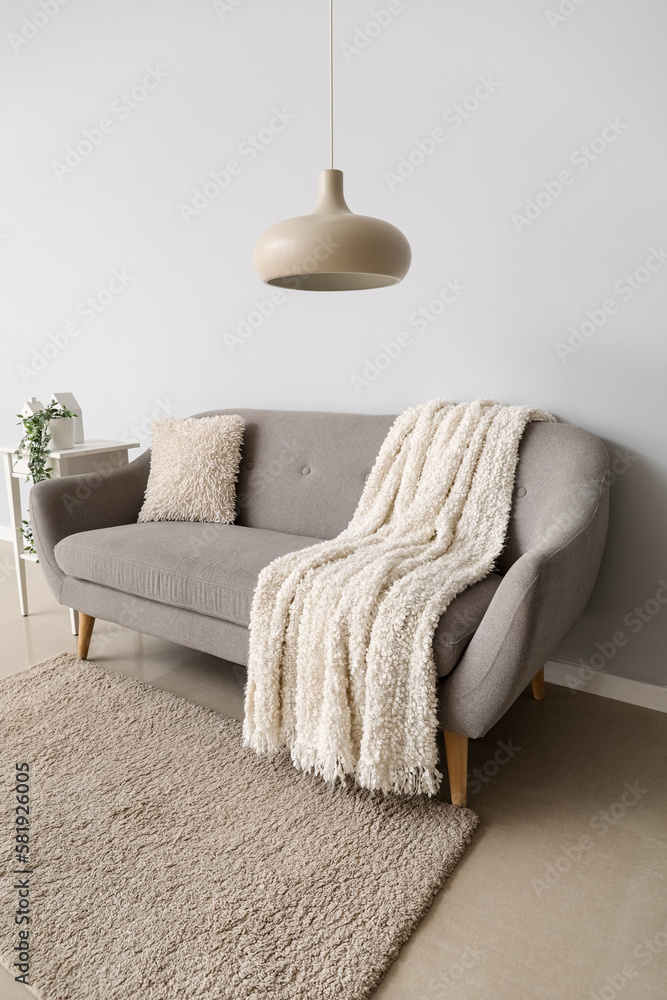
[253,0,411,291]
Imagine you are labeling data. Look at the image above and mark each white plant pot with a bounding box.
[48,417,75,451]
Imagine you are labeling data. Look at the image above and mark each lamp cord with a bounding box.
[329,0,334,168]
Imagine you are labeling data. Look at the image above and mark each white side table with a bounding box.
[1,439,140,634]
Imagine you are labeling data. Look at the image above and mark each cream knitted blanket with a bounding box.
[243,399,553,796]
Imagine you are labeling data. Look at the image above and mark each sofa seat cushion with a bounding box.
[55,522,321,628]
[54,522,502,675]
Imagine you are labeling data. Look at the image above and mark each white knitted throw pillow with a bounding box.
[138,415,245,524]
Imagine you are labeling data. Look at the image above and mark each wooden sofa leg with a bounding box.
[531,667,546,701]
[444,730,468,807]
[78,613,95,660]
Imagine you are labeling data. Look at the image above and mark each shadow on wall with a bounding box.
[555,434,667,686]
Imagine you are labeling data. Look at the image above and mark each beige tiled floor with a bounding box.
[1,542,666,999]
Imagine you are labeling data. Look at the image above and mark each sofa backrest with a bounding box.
[194,408,609,570]
[196,409,394,540]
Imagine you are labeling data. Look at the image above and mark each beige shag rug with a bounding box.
[0,654,478,1000]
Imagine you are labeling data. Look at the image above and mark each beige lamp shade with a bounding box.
[253,169,411,291]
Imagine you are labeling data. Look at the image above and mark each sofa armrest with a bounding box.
[438,472,610,738]
[30,450,151,602]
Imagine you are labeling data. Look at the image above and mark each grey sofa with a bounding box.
[31,408,610,806]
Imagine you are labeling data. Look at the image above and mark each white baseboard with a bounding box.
[545,659,667,714]
[0,525,14,543]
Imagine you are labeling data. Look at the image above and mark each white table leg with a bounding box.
[56,459,78,633]
[2,451,28,616]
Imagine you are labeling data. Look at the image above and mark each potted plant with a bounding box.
[15,401,75,556]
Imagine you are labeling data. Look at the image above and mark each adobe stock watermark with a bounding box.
[18,269,135,384]
[60,453,134,515]
[79,603,145,659]
[634,864,665,889]
[122,396,178,445]
[223,289,286,354]
[223,234,338,353]
[555,246,667,361]
[384,75,501,191]
[545,0,590,31]
[0,558,15,587]
[81,617,130,656]
[349,278,466,394]
[212,0,246,19]
[589,921,667,999]
[340,1,407,63]
[530,504,600,556]
[425,942,487,994]
[530,781,648,898]
[466,738,521,796]
[7,0,73,54]
[184,438,300,554]
[603,445,639,488]
[179,108,295,224]
[52,67,168,180]
[511,117,629,233]
[237,439,301,509]
[564,578,667,694]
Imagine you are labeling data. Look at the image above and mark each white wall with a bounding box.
[1,0,665,686]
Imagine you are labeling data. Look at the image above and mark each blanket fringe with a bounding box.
[243,728,282,758]
[291,740,443,797]
[291,742,350,789]
[355,761,443,798]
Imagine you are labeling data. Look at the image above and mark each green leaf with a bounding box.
[16,405,74,484]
